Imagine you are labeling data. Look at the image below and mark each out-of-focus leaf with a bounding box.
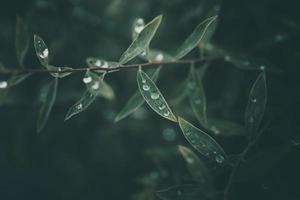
[175,16,217,59]
[132,18,145,41]
[65,90,97,120]
[15,16,29,68]
[8,73,31,87]
[178,117,226,163]
[37,78,58,133]
[156,185,206,200]
[245,72,267,139]
[84,71,115,100]
[178,146,214,198]
[207,118,246,136]
[234,143,292,182]
[187,64,207,127]
[137,69,177,122]
[119,15,162,64]
[114,67,161,122]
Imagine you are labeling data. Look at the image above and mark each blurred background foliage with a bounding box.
[0,0,299,199]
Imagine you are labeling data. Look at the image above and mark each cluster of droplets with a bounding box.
[83,74,100,91]
[0,81,8,89]
[155,53,164,61]
[141,77,170,117]
[87,58,109,68]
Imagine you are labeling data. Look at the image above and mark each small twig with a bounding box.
[0,58,209,75]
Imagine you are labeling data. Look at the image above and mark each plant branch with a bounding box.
[0,57,209,75]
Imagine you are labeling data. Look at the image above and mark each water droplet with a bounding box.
[249,117,254,123]
[159,104,166,110]
[195,99,201,104]
[76,104,83,110]
[150,92,159,100]
[83,76,92,84]
[251,98,257,103]
[211,125,220,135]
[260,65,266,70]
[163,111,170,117]
[0,81,8,89]
[102,61,109,68]
[95,60,101,67]
[134,26,144,34]
[224,55,231,61]
[177,190,182,196]
[136,18,144,26]
[91,82,100,90]
[162,127,176,142]
[155,53,164,61]
[141,78,146,83]
[187,82,196,89]
[141,51,147,56]
[186,157,194,164]
[39,48,49,59]
[142,84,150,91]
[215,154,225,163]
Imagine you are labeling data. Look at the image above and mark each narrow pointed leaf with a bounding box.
[114,67,161,122]
[8,73,31,87]
[187,64,207,126]
[137,69,177,122]
[119,15,162,64]
[34,34,49,67]
[15,16,29,68]
[178,145,214,197]
[178,117,226,163]
[47,65,73,78]
[84,71,115,100]
[207,118,246,136]
[175,16,217,59]
[245,72,267,138]
[65,90,97,120]
[37,78,58,132]
[156,185,206,200]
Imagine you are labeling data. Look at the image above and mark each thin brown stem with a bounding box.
[0,58,209,75]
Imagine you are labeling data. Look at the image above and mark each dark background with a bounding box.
[0,0,299,200]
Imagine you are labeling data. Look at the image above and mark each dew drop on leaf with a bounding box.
[150,92,159,100]
[142,84,150,91]
[0,81,8,89]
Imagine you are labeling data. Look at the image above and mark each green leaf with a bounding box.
[178,146,214,197]
[178,117,226,163]
[37,78,58,133]
[175,16,217,59]
[207,118,246,136]
[8,73,31,87]
[114,67,161,122]
[245,72,267,138]
[34,35,72,78]
[119,15,162,64]
[156,185,206,200]
[84,71,115,100]
[86,57,120,72]
[65,90,97,120]
[187,64,207,127]
[15,16,29,68]
[142,49,176,62]
[137,69,177,122]
[34,34,49,67]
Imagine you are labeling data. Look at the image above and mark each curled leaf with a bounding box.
[137,69,177,122]
[178,117,226,163]
[119,15,162,64]
[175,16,217,59]
[114,67,161,122]
[245,72,267,139]
[65,90,97,120]
[84,71,115,100]
[37,78,58,133]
